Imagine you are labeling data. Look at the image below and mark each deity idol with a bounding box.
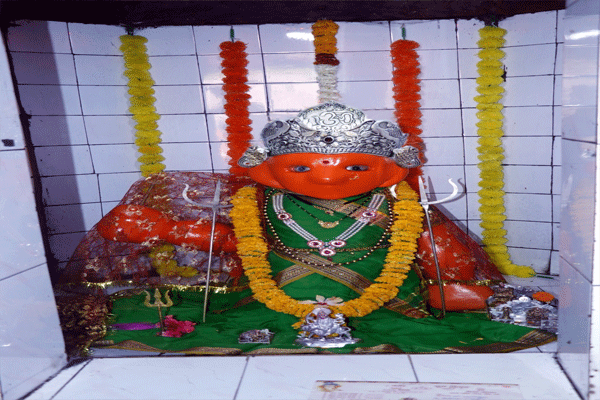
[94,103,545,353]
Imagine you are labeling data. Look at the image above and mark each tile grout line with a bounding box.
[48,359,93,400]
[232,356,251,400]
[407,355,421,383]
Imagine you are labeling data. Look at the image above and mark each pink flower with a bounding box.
[158,315,196,338]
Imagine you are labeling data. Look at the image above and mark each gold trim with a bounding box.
[425,330,557,354]
[274,250,373,292]
[57,280,248,293]
[246,347,319,355]
[351,343,405,354]
[96,340,243,355]
[92,329,555,355]
[423,279,504,287]
[274,265,314,287]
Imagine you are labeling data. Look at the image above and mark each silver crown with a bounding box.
[238,103,421,168]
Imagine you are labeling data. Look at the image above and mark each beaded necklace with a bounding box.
[271,190,386,257]
[264,190,394,267]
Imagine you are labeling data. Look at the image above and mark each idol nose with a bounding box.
[309,161,346,184]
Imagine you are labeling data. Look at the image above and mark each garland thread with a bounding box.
[119,35,165,177]
[475,26,535,278]
[391,38,424,191]
[230,182,424,326]
[220,40,252,176]
[312,20,341,103]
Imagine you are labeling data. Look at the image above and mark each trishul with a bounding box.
[182,180,232,322]
[417,176,461,319]
[143,288,173,334]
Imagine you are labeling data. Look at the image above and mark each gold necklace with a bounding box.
[264,189,393,267]
[284,192,370,229]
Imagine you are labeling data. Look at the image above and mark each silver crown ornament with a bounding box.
[237,102,421,168]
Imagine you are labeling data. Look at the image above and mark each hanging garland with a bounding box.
[230,181,424,326]
[119,35,165,177]
[391,31,424,191]
[475,26,535,278]
[220,38,252,176]
[312,20,341,103]
[120,34,196,278]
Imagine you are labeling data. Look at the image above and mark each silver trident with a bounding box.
[418,176,461,319]
[182,180,232,322]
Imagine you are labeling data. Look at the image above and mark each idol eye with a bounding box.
[293,165,311,172]
[346,165,369,171]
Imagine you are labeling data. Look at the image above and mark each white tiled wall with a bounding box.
[557,0,600,398]
[0,33,67,400]
[5,12,563,276]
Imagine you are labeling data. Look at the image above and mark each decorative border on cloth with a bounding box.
[431,330,557,354]
[91,330,555,355]
[56,281,248,293]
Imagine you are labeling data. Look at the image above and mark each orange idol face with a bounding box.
[248,153,409,200]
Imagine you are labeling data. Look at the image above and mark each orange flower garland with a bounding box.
[220,40,252,177]
[391,39,424,191]
[230,182,424,326]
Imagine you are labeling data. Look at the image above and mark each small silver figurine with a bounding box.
[238,329,274,344]
[295,307,360,348]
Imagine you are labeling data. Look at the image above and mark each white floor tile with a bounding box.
[236,354,416,400]
[409,353,579,400]
[26,361,90,400]
[52,357,247,400]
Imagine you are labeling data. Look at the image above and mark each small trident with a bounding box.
[182,180,232,322]
[418,176,461,319]
[144,288,173,334]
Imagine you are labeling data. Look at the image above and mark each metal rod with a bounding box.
[424,207,446,319]
[202,180,222,323]
[418,176,449,318]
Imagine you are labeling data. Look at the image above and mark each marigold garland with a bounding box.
[230,182,424,325]
[220,40,252,177]
[391,39,424,191]
[312,20,341,103]
[119,35,165,177]
[475,26,535,278]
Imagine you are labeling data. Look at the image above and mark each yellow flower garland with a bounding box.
[119,35,165,177]
[230,182,424,324]
[120,34,190,277]
[475,26,535,278]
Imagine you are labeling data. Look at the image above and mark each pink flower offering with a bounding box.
[159,315,196,338]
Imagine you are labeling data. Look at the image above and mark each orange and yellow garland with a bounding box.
[220,40,252,177]
[230,182,424,325]
[312,20,341,103]
[391,38,424,191]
